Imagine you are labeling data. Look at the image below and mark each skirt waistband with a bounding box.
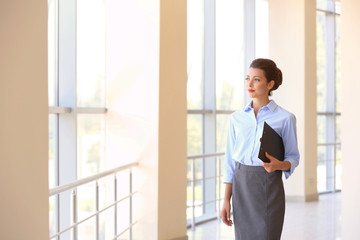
[236,162,267,172]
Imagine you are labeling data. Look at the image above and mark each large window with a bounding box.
[48,0,109,238]
[316,0,341,193]
[187,0,267,226]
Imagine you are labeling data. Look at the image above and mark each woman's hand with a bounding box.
[221,200,233,226]
[262,152,291,173]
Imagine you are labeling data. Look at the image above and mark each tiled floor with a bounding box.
[187,192,341,240]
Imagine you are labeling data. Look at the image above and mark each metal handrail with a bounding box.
[187,152,225,160]
[50,162,138,196]
[49,162,139,240]
[187,175,224,182]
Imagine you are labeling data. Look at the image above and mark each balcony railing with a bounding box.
[187,152,225,230]
[49,162,138,240]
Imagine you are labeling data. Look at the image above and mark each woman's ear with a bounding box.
[267,80,275,90]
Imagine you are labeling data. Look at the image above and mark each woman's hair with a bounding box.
[249,58,282,96]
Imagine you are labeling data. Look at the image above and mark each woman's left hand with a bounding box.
[262,152,291,173]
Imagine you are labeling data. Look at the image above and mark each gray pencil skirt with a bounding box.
[232,162,285,240]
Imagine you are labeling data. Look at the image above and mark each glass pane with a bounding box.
[216,114,231,153]
[186,180,192,219]
[97,176,115,239]
[216,155,225,211]
[255,0,269,58]
[317,145,335,193]
[77,183,96,240]
[187,158,203,221]
[49,114,57,188]
[98,175,114,209]
[48,0,57,106]
[49,196,57,237]
[335,144,342,190]
[187,115,202,156]
[316,0,327,10]
[187,0,204,109]
[78,217,96,240]
[187,156,203,220]
[99,207,114,240]
[336,115,341,144]
[194,158,203,180]
[193,181,203,218]
[335,1,341,14]
[77,0,106,107]
[116,170,130,201]
[335,15,341,113]
[77,114,105,179]
[317,146,326,192]
[317,115,326,144]
[77,183,96,217]
[317,0,335,12]
[317,11,327,112]
[325,145,335,191]
[117,198,130,236]
[216,0,245,110]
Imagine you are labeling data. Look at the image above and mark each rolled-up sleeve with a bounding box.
[224,115,237,183]
[282,114,300,179]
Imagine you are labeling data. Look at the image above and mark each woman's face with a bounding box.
[245,67,274,100]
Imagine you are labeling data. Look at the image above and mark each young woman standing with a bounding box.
[221,58,300,240]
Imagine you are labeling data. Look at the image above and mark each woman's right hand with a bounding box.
[221,200,233,226]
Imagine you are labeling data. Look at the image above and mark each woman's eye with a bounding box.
[245,77,249,81]
[255,78,260,81]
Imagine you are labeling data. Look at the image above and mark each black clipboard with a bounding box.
[258,121,285,163]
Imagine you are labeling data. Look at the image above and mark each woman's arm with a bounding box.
[263,114,300,176]
[221,183,233,226]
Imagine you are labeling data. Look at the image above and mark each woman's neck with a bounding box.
[252,97,270,116]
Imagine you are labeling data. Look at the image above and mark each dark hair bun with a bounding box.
[272,68,283,91]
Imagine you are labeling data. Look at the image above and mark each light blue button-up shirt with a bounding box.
[224,100,300,183]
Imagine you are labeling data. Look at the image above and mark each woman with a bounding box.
[221,58,300,240]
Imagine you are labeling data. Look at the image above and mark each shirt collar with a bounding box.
[244,99,278,112]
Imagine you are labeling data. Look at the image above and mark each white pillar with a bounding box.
[0,0,49,239]
[268,0,318,201]
[158,0,188,239]
[341,0,360,238]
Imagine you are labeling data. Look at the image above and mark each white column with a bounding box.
[341,0,360,238]
[158,0,188,239]
[58,1,77,238]
[268,0,318,201]
[0,0,49,239]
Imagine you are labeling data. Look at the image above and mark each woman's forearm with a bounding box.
[278,161,291,171]
[224,183,233,201]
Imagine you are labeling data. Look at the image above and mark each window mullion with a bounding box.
[58,0,77,238]
[244,0,255,105]
[203,0,216,218]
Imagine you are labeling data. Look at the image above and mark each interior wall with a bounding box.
[0,1,49,239]
[341,0,360,238]
[268,0,318,201]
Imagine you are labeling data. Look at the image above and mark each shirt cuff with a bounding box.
[283,158,299,179]
[223,174,234,184]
